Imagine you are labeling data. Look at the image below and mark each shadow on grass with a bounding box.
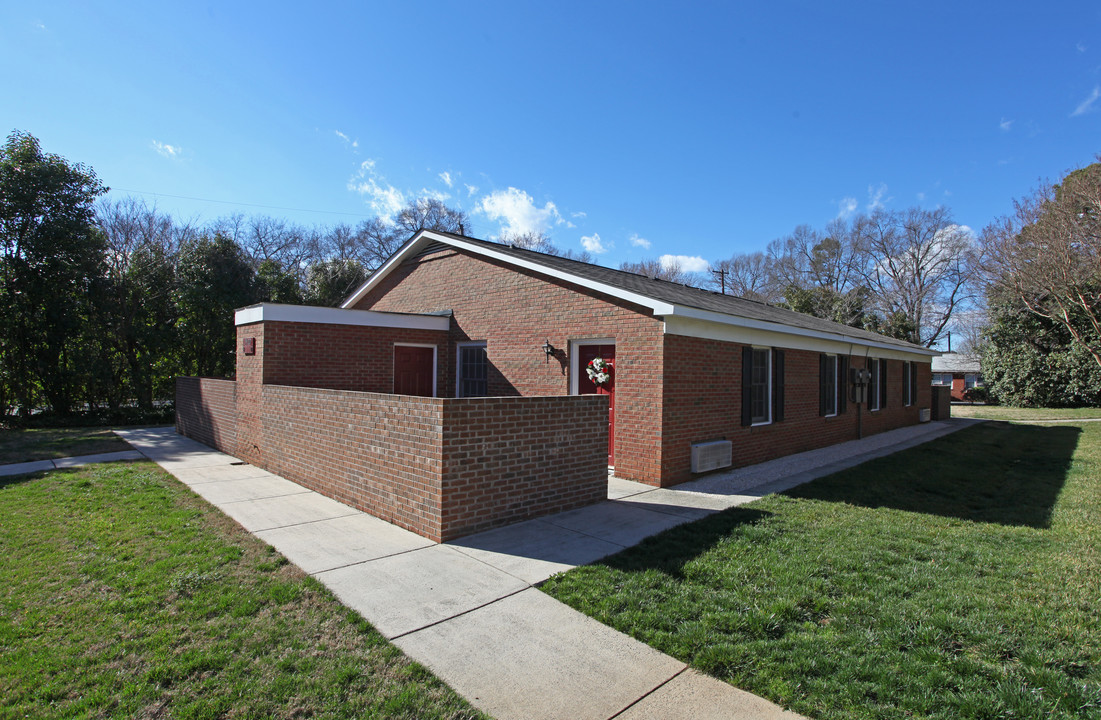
[594,507,773,577]
[785,421,1080,529]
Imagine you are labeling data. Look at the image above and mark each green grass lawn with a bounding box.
[542,421,1101,720]
[0,461,484,720]
[951,405,1101,421]
[0,426,132,464]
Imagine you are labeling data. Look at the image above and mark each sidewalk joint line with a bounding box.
[388,586,531,641]
[608,666,689,720]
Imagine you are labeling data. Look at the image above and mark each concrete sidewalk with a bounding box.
[116,419,977,720]
[0,449,145,477]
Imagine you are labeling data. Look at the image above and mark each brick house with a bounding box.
[335,229,937,488]
[931,352,983,401]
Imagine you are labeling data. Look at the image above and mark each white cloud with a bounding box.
[334,130,358,148]
[581,233,609,254]
[478,187,561,237]
[1077,42,1087,53]
[34,21,46,30]
[348,159,406,220]
[439,171,453,188]
[867,183,889,210]
[917,191,926,201]
[629,233,651,249]
[419,187,451,202]
[465,183,479,197]
[1071,85,1100,117]
[571,211,587,219]
[660,254,709,273]
[151,140,182,159]
[837,197,858,218]
[999,118,1013,131]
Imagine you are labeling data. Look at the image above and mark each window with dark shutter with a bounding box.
[457,343,488,397]
[772,350,785,422]
[820,354,838,416]
[838,356,849,414]
[879,358,888,409]
[741,347,753,426]
[868,359,880,411]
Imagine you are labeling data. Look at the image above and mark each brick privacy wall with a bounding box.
[236,323,264,464]
[260,321,449,392]
[440,395,608,540]
[950,375,967,401]
[351,247,666,485]
[239,384,607,542]
[260,385,447,539]
[661,333,931,486]
[175,377,237,453]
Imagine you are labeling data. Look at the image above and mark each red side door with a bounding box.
[394,346,435,397]
[577,344,615,466]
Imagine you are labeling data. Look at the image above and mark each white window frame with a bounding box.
[393,342,438,398]
[964,373,981,389]
[932,373,952,386]
[568,338,615,395]
[868,358,881,412]
[455,341,488,398]
[750,346,772,426]
[823,354,838,417]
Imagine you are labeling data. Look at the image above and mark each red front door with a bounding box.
[394,346,435,397]
[577,344,615,466]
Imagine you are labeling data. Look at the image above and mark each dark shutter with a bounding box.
[741,346,753,426]
[879,358,888,409]
[772,349,785,422]
[819,354,828,416]
[910,361,918,407]
[838,356,849,414]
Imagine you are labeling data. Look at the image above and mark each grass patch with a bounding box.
[0,426,132,464]
[0,462,484,719]
[542,421,1101,719]
[952,405,1101,421]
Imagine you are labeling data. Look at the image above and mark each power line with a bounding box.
[108,187,377,219]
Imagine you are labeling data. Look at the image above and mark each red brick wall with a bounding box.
[440,395,608,539]
[951,375,967,401]
[661,334,931,486]
[175,377,237,453]
[259,321,449,393]
[260,385,447,539]
[351,248,666,485]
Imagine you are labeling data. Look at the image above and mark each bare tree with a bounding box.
[980,161,1101,367]
[620,258,696,284]
[857,207,978,347]
[393,197,468,238]
[497,230,558,254]
[710,251,779,301]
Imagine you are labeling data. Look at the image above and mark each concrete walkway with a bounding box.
[0,449,145,477]
[113,419,977,720]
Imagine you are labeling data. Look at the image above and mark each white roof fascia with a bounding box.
[234,303,449,331]
[340,230,677,315]
[663,305,939,358]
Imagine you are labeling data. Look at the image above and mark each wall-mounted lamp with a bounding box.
[541,339,556,363]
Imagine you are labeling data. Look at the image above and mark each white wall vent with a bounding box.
[691,440,732,473]
[919,408,931,423]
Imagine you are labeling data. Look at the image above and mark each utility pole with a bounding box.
[711,268,727,294]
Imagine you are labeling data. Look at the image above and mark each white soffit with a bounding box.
[234,303,449,331]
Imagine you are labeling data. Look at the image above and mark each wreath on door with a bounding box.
[586,357,613,386]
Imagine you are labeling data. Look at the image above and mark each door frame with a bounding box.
[569,338,616,395]
[393,343,438,398]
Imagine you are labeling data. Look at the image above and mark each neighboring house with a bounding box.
[931,352,983,402]
[335,229,937,487]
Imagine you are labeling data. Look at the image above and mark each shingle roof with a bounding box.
[426,231,931,354]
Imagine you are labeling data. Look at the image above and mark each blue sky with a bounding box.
[4,2,1100,272]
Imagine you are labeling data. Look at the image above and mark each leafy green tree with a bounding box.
[304,259,366,307]
[255,259,303,304]
[0,130,107,416]
[175,233,255,377]
[982,299,1101,407]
